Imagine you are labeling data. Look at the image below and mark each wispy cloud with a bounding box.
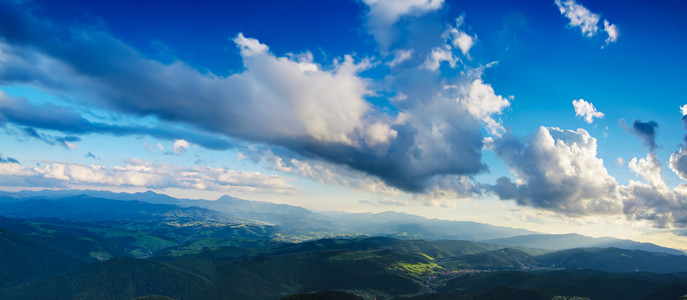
[0,154,19,164]
[0,92,234,150]
[363,0,444,50]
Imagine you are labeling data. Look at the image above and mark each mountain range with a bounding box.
[2,189,687,299]
[1,189,680,254]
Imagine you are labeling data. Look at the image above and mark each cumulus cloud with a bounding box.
[0,6,377,148]
[488,126,620,215]
[0,1,504,196]
[0,1,510,198]
[363,0,444,50]
[572,99,604,123]
[554,0,618,47]
[621,153,687,228]
[670,106,687,181]
[629,153,668,191]
[0,158,297,194]
[486,122,687,230]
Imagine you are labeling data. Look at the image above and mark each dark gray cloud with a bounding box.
[492,176,517,200]
[85,152,99,160]
[488,127,620,215]
[21,127,81,148]
[0,154,19,164]
[0,1,490,193]
[0,95,234,150]
[621,119,659,151]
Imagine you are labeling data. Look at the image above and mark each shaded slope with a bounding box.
[436,270,687,300]
[0,228,88,288]
[537,247,687,273]
[215,249,426,299]
[0,257,215,300]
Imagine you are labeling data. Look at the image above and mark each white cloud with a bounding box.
[554,0,619,47]
[490,125,687,230]
[446,16,477,56]
[572,99,604,123]
[390,93,408,102]
[680,104,687,116]
[232,43,378,146]
[411,175,476,207]
[621,153,683,228]
[363,0,444,49]
[290,157,401,196]
[0,3,507,198]
[453,31,475,56]
[363,0,444,22]
[0,158,297,194]
[554,0,600,37]
[0,34,383,147]
[365,121,398,146]
[424,45,458,70]
[172,139,190,154]
[360,197,411,206]
[616,157,625,166]
[629,153,668,191]
[458,78,511,135]
[233,33,269,57]
[388,49,413,67]
[670,147,687,181]
[603,20,619,46]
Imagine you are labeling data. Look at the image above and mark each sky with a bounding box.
[1,0,687,248]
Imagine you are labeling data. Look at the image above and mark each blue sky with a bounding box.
[1,0,687,248]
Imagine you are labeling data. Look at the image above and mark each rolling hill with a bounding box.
[439,248,541,270]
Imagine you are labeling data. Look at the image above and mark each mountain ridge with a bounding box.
[0,189,682,255]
